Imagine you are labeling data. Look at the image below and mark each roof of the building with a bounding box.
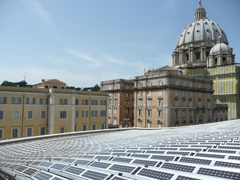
[33,79,66,86]
[152,65,179,72]
[1,120,240,180]
[176,1,228,48]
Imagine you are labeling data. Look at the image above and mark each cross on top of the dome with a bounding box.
[195,0,206,19]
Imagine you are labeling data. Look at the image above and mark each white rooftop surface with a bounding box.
[1,120,240,180]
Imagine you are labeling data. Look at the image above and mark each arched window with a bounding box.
[147,81,152,87]
[157,120,163,128]
[182,120,186,126]
[215,58,218,65]
[114,85,118,89]
[138,119,142,128]
[189,119,193,125]
[139,82,143,88]
[223,57,227,64]
[196,53,200,60]
[147,119,151,128]
[175,120,179,127]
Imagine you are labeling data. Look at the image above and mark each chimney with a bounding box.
[41,79,45,83]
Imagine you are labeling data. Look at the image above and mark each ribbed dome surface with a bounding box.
[176,18,228,48]
[210,36,231,55]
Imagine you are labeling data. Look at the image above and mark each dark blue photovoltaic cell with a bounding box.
[195,153,225,159]
[109,164,135,173]
[161,162,195,173]
[138,168,174,180]
[50,163,67,170]
[81,170,109,180]
[64,166,85,175]
[33,171,53,180]
[132,159,158,166]
[90,161,111,169]
[197,167,240,179]
[214,161,240,168]
[40,162,54,167]
[180,157,211,165]
[176,175,201,180]
[112,157,133,163]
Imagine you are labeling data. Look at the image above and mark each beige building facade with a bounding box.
[0,86,108,140]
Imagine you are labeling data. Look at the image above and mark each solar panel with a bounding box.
[75,159,91,165]
[111,153,128,156]
[31,161,44,166]
[214,161,240,169]
[109,164,135,173]
[81,170,109,180]
[32,171,53,180]
[217,146,240,150]
[161,162,195,173]
[40,162,54,168]
[179,148,202,152]
[90,161,111,169]
[208,149,236,154]
[111,176,129,180]
[94,156,111,160]
[112,157,133,163]
[137,168,174,180]
[15,166,28,172]
[132,159,158,167]
[130,154,150,158]
[197,167,240,179]
[166,151,190,156]
[50,163,67,170]
[195,153,225,159]
[62,158,76,163]
[64,166,85,175]
[145,150,165,154]
[151,155,175,161]
[180,157,211,165]
[22,168,38,176]
[176,175,201,180]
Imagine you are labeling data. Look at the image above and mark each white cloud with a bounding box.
[21,0,53,25]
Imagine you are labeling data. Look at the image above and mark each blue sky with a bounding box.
[0,0,239,87]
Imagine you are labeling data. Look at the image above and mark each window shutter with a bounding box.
[27,98,29,104]
[33,98,35,104]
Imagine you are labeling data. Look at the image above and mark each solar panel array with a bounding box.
[0,120,240,179]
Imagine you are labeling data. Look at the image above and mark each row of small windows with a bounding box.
[0,97,106,106]
[107,85,130,90]
[0,110,106,120]
[0,123,106,139]
[137,119,163,128]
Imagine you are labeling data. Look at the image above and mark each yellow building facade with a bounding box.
[0,86,108,140]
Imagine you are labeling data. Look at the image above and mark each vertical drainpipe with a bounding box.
[21,94,25,138]
[105,95,108,129]
[46,95,49,134]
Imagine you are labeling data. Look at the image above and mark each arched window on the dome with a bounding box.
[215,58,218,65]
[223,57,227,64]
[196,52,200,60]
[185,54,189,61]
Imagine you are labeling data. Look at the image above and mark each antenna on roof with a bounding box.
[23,72,29,82]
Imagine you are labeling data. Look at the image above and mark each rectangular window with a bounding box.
[109,99,111,105]
[147,91,151,96]
[189,82,193,88]
[0,128,3,139]
[158,90,163,96]
[13,111,20,120]
[82,99,89,105]
[27,97,35,104]
[83,124,87,131]
[147,99,152,106]
[174,100,179,107]
[60,111,67,119]
[114,108,117,114]
[28,111,33,119]
[26,127,33,136]
[40,127,45,135]
[138,109,142,116]
[158,110,163,118]
[182,100,186,107]
[174,81,178,86]
[139,91,143,97]
[208,110,211,117]
[189,92,192,97]
[199,84,201,88]
[82,111,88,117]
[183,82,186,87]
[60,98,68,105]
[0,111,3,120]
[101,100,106,105]
[189,101,192,107]
[198,101,202,107]
[12,97,22,104]
[198,93,201,98]
[208,93,210,98]
[114,93,117,98]
[138,99,143,106]
[175,90,178,96]
[126,93,129,98]
[147,110,152,117]
[125,109,129,114]
[0,97,6,104]
[92,100,98,105]
[182,110,186,118]
[108,108,111,114]
[92,111,97,117]
[40,97,48,104]
[208,101,210,107]
[101,110,106,117]
[189,110,193,117]
[60,127,65,133]
[114,99,118,105]
[175,110,179,117]
[126,85,129,90]
[182,91,185,97]
[109,93,111,97]
[75,99,79,105]
[41,111,46,119]
[76,111,79,118]
[126,100,129,105]
[158,99,163,106]
[92,124,96,130]
[101,123,105,129]
[12,128,19,138]
[199,110,202,116]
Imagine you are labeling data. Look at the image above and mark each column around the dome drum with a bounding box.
[190,49,194,63]
[201,48,206,61]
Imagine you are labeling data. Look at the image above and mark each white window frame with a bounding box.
[147,110,152,117]
[82,124,87,131]
[125,109,129,114]
[0,128,4,139]
[138,109,142,116]
[60,127,65,133]
[182,110,186,118]
[182,91,185,97]
[28,111,33,120]
[92,99,98,105]
[39,126,46,135]
[138,120,142,127]
[60,98,68,105]
[158,110,163,118]
[189,110,193,117]
[139,91,143,97]
[159,80,162,86]
[82,99,89,105]
[138,99,143,106]
[101,123,105,129]
[147,91,151,96]
[27,97,35,104]
[76,111,79,118]
[0,96,6,104]
[189,92,192,97]
[82,110,88,117]
[13,111,20,120]
[0,111,4,120]
[12,97,21,104]
[12,127,19,138]
[114,108,117,114]
[126,93,129,98]
[108,108,111,114]
[60,111,67,119]
[175,90,178,96]
[175,100,179,107]
[147,81,152,87]
[92,123,96,130]
[158,99,163,107]
[26,127,33,137]
[41,111,46,119]
[92,110,97,117]
[147,99,152,106]
[40,97,48,104]
[158,90,163,96]
[101,110,106,117]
